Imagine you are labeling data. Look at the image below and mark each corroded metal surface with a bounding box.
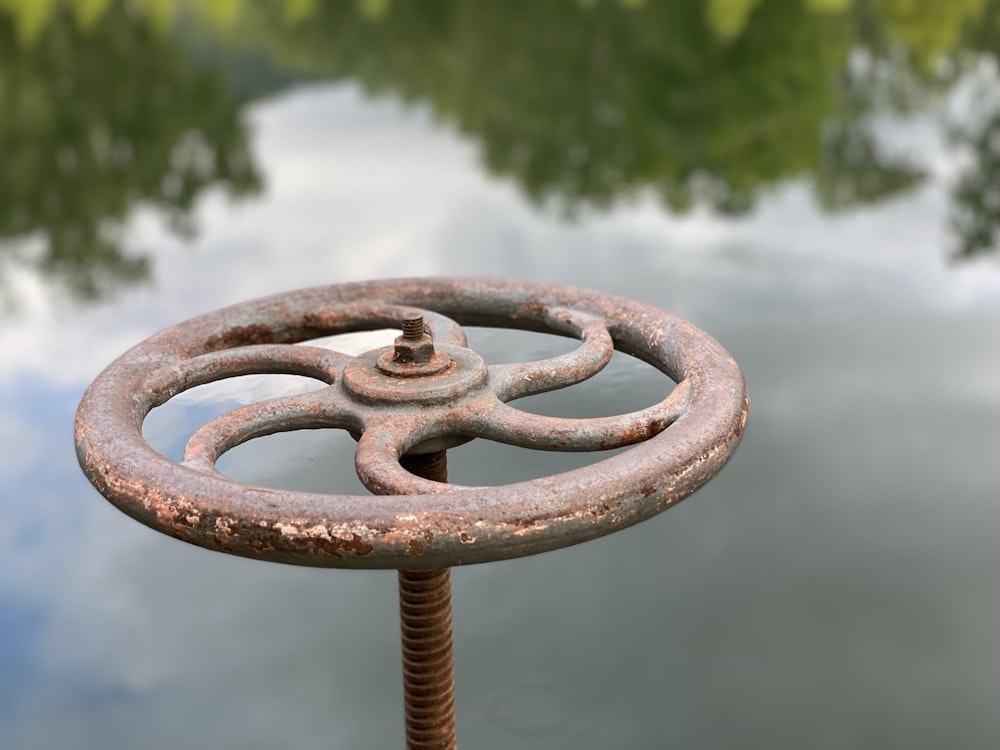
[397,452,457,750]
[398,567,456,749]
[75,278,749,569]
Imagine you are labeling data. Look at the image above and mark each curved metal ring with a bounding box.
[75,278,749,569]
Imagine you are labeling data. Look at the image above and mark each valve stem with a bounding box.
[398,451,457,750]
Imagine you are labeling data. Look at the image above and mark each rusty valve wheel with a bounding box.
[75,277,748,748]
[76,277,747,568]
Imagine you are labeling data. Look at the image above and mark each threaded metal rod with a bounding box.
[402,312,425,339]
[398,568,457,749]
[398,451,456,749]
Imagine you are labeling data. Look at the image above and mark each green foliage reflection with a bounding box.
[949,0,1000,260]
[0,1,261,301]
[227,0,998,259]
[1,0,998,304]
[231,0,857,217]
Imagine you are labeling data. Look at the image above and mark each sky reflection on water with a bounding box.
[1,3,1000,748]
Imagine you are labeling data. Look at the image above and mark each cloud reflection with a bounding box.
[0,80,997,748]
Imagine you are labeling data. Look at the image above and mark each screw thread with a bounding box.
[399,568,457,749]
[397,450,456,749]
[402,313,425,340]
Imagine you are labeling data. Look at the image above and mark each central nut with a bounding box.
[343,343,488,405]
[376,313,452,377]
[393,313,435,365]
[343,312,486,404]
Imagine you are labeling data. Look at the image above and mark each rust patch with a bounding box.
[203,324,276,352]
[406,538,425,556]
[299,532,375,558]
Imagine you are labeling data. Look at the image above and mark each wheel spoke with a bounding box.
[181,388,361,470]
[466,380,692,452]
[414,309,467,347]
[144,345,351,407]
[489,309,614,401]
[354,420,472,496]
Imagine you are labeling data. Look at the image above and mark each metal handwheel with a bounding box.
[75,277,749,749]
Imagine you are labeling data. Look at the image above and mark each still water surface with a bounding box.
[1,3,999,748]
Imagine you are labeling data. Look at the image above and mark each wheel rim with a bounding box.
[75,277,749,568]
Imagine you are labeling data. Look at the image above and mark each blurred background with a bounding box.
[1,1,998,747]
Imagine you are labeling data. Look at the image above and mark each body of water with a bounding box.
[1,2,998,748]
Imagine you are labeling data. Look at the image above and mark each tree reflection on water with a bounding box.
[0,0,997,302]
[0,1,262,302]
